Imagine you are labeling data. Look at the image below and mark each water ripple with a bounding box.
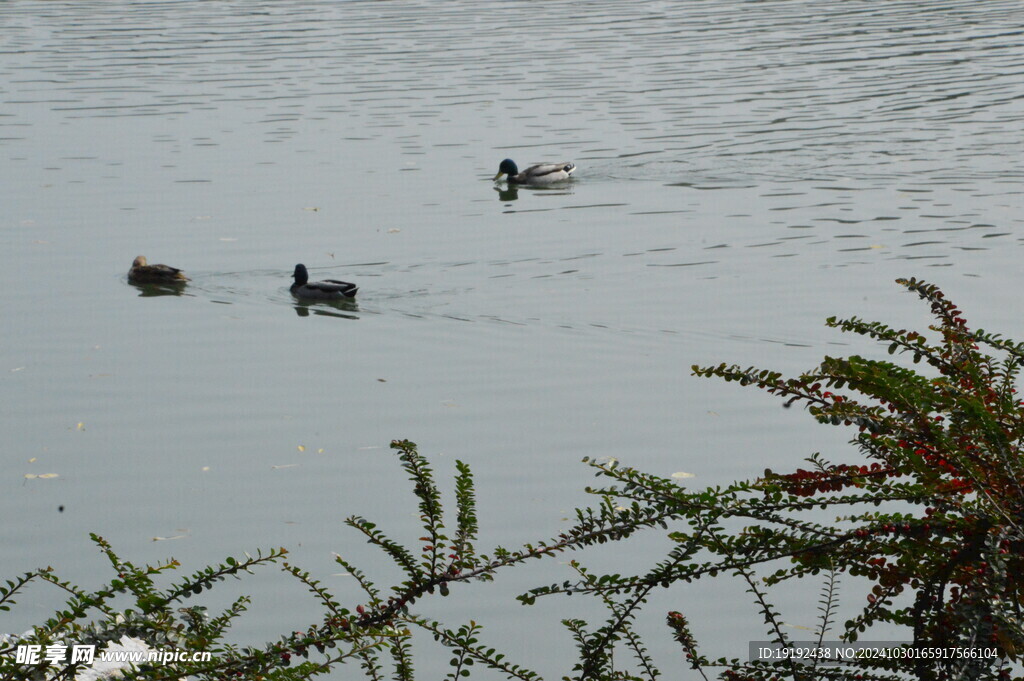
[2,0,1022,270]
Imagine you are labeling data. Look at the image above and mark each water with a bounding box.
[2,1,1023,677]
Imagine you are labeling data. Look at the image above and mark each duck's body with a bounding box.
[290,263,358,300]
[128,256,189,284]
[493,159,576,185]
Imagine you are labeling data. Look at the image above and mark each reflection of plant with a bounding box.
[1,279,1020,680]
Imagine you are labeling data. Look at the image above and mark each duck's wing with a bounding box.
[313,280,359,296]
[130,264,189,283]
[155,264,188,279]
[523,162,576,180]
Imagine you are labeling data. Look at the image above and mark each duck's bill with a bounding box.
[492,172,505,181]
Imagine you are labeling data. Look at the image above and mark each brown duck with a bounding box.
[127,256,189,285]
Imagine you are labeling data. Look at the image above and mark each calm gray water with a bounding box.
[3,0,1023,677]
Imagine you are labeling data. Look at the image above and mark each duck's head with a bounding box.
[132,255,148,268]
[493,158,519,181]
[292,264,309,285]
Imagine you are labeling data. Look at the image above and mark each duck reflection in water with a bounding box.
[129,282,190,298]
[292,300,359,320]
[493,183,575,203]
[495,184,519,202]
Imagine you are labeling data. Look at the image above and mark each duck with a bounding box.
[290,263,358,300]
[127,255,189,284]
[493,159,576,185]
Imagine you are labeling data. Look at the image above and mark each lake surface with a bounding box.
[2,0,1023,677]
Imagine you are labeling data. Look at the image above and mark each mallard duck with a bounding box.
[127,255,189,284]
[290,263,358,300]
[493,159,576,184]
